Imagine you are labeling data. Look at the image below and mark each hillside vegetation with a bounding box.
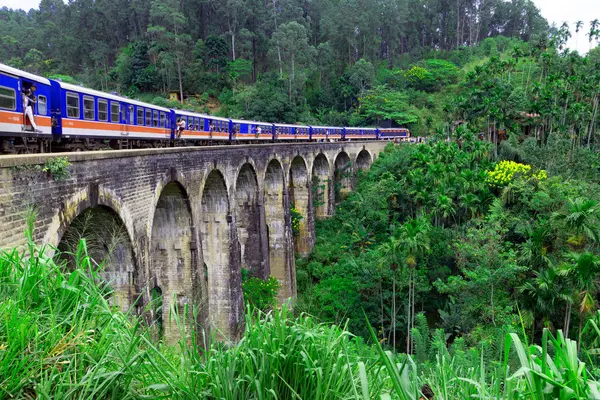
[2,0,548,134]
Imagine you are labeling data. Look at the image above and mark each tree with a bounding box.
[270,21,316,103]
[558,252,600,342]
[396,216,431,354]
[575,21,584,50]
[359,86,419,126]
[216,0,247,61]
[147,0,193,102]
[348,59,375,97]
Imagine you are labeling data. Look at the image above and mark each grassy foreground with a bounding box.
[2,234,600,399]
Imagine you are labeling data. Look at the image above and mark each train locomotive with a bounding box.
[0,62,410,154]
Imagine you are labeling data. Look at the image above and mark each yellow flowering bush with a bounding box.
[486,160,547,187]
[290,205,303,236]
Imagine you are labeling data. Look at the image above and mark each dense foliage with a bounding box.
[298,132,600,358]
[5,228,600,398]
[1,0,548,132]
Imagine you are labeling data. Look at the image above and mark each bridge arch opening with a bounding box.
[356,150,372,171]
[149,181,196,342]
[57,205,137,312]
[311,154,330,218]
[264,159,291,301]
[289,156,312,255]
[334,151,352,203]
[201,170,240,339]
[235,163,266,279]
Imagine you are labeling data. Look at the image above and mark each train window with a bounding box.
[98,99,108,121]
[83,96,94,120]
[146,109,151,126]
[160,112,166,128]
[0,86,16,110]
[153,111,158,127]
[137,108,143,125]
[37,95,47,115]
[129,106,134,124]
[66,92,80,118]
[110,102,119,122]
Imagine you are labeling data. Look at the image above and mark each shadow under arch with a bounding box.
[56,203,138,313]
[356,149,373,171]
[334,151,352,203]
[234,163,267,279]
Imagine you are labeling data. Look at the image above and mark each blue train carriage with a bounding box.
[310,125,343,141]
[173,110,227,141]
[51,81,171,143]
[231,119,274,141]
[272,123,310,140]
[378,128,410,141]
[345,127,378,140]
[0,63,52,152]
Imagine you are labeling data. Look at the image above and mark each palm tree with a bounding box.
[552,198,600,245]
[520,267,572,337]
[433,194,456,227]
[576,21,584,50]
[589,19,599,51]
[459,193,479,221]
[397,216,431,354]
[557,252,600,342]
[379,236,403,349]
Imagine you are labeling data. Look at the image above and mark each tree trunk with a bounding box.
[406,274,411,354]
[564,302,571,338]
[490,283,496,326]
[392,272,396,350]
[410,269,415,353]
[231,32,236,61]
[176,56,184,105]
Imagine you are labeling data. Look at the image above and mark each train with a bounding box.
[0,63,411,154]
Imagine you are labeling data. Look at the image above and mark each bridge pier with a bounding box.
[289,156,314,256]
[0,141,387,342]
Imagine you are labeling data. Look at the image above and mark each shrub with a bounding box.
[242,273,280,312]
[290,204,303,236]
[42,156,71,181]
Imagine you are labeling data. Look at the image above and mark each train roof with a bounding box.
[310,125,345,130]
[0,63,51,86]
[230,118,274,125]
[174,109,229,121]
[273,123,310,128]
[347,126,377,130]
[57,81,171,112]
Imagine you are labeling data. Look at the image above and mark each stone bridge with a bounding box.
[0,141,387,341]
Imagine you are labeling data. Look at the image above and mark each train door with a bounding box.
[119,103,125,136]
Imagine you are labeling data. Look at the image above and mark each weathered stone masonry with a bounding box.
[0,141,386,341]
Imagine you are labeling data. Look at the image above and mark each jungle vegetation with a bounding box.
[6,1,600,398]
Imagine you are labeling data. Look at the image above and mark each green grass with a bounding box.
[2,231,600,399]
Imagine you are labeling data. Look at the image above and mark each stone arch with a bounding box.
[311,153,330,218]
[264,159,293,301]
[149,181,196,342]
[334,151,352,203]
[56,204,138,313]
[43,186,136,257]
[289,156,313,255]
[356,149,373,171]
[235,163,267,278]
[201,169,243,340]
